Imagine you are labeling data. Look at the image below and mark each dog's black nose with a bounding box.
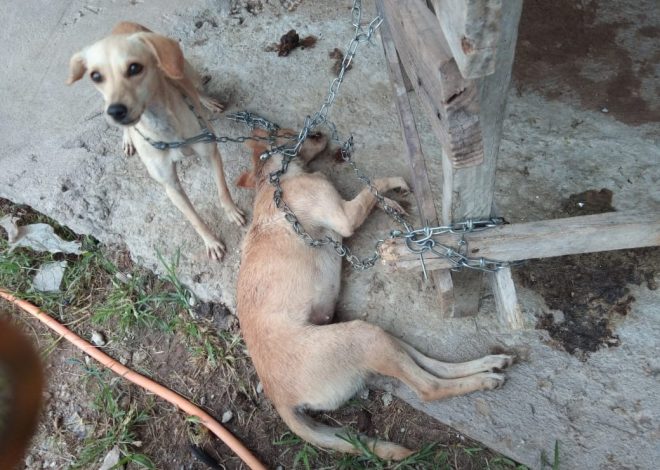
[107,103,128,121]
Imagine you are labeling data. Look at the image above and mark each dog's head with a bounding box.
[67,22,185,126]
[236,128,328,189]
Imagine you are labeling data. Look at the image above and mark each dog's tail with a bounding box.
[276,405,414,461]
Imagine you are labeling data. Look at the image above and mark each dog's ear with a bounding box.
[236,171,256,189]
[67,52,87,85]
[111,21,152,35]
[137,33,185,80]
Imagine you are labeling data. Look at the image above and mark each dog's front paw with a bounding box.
[224,204,246,226]
[122,135,136,157]
[382,197,408,216]
[201,95,225,113]
[205,238,226,261]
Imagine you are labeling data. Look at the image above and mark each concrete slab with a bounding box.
[1,1,658,469]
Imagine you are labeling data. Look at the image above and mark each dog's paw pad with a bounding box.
[205,240,226,261]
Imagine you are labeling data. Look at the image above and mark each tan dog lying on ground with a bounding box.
[67,22,245,260]
[236,130,515,460]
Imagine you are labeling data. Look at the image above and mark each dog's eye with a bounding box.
[90,71,103,83]
[127,63,143,77]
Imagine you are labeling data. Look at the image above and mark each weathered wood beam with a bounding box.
[428,0,504,79]
[489,267,524,329]
[437,0,522,317]
[377,5,455,317]
[380,212,660,271]
[381,0,484,169]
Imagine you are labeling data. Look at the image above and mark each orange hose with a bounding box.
[0,288,267,470]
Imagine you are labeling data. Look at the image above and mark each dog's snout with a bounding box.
[107,103,128,121]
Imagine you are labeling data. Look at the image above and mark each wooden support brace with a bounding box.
[490,267,524,329]
[428,0,504,79]
[380,212,660,271]
[377,4,455,316]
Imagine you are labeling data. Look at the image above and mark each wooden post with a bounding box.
[377,7,455,316]
[427,0,504,79]
[440,0,523,317]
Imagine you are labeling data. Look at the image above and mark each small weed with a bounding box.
[541,440,560,470]
[71,363,154,469]
[274,433,321,470]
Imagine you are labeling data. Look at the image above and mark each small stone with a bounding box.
[91,331,106,347]
[98,446,121,470]
[256,382,264,394]
[221,410,233,423]
[381,392,393,407]
[114,272,131,284]
[131,350,148,365]
[601,107,609,113]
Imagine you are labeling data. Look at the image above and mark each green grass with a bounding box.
[273,430,532,470]
[70,362,155,469]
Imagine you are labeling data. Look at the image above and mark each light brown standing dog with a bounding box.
[236,130,515,460]
[67,22,245,260]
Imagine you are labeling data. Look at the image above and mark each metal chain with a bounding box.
[134,0,516,275]
[253,0,391,271]
[400,218,515,279]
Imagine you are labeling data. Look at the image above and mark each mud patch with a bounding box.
[518,247,658,358]
[515,189,659,358]
[267,29,317,56]
[515,0,660,125]
[561,188,614,216]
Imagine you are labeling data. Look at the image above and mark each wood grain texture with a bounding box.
[381,0,484,169]
[489,267,524,329]
[428,0,503,79]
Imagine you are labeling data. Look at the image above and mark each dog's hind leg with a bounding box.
[394,339,514,379]
[348,321,506,401]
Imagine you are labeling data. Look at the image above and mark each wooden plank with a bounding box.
[428,0,504,79]
[489,267,524,329]
[380,212,660,271]
[377,4,455,317]
[381,0,484,169]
